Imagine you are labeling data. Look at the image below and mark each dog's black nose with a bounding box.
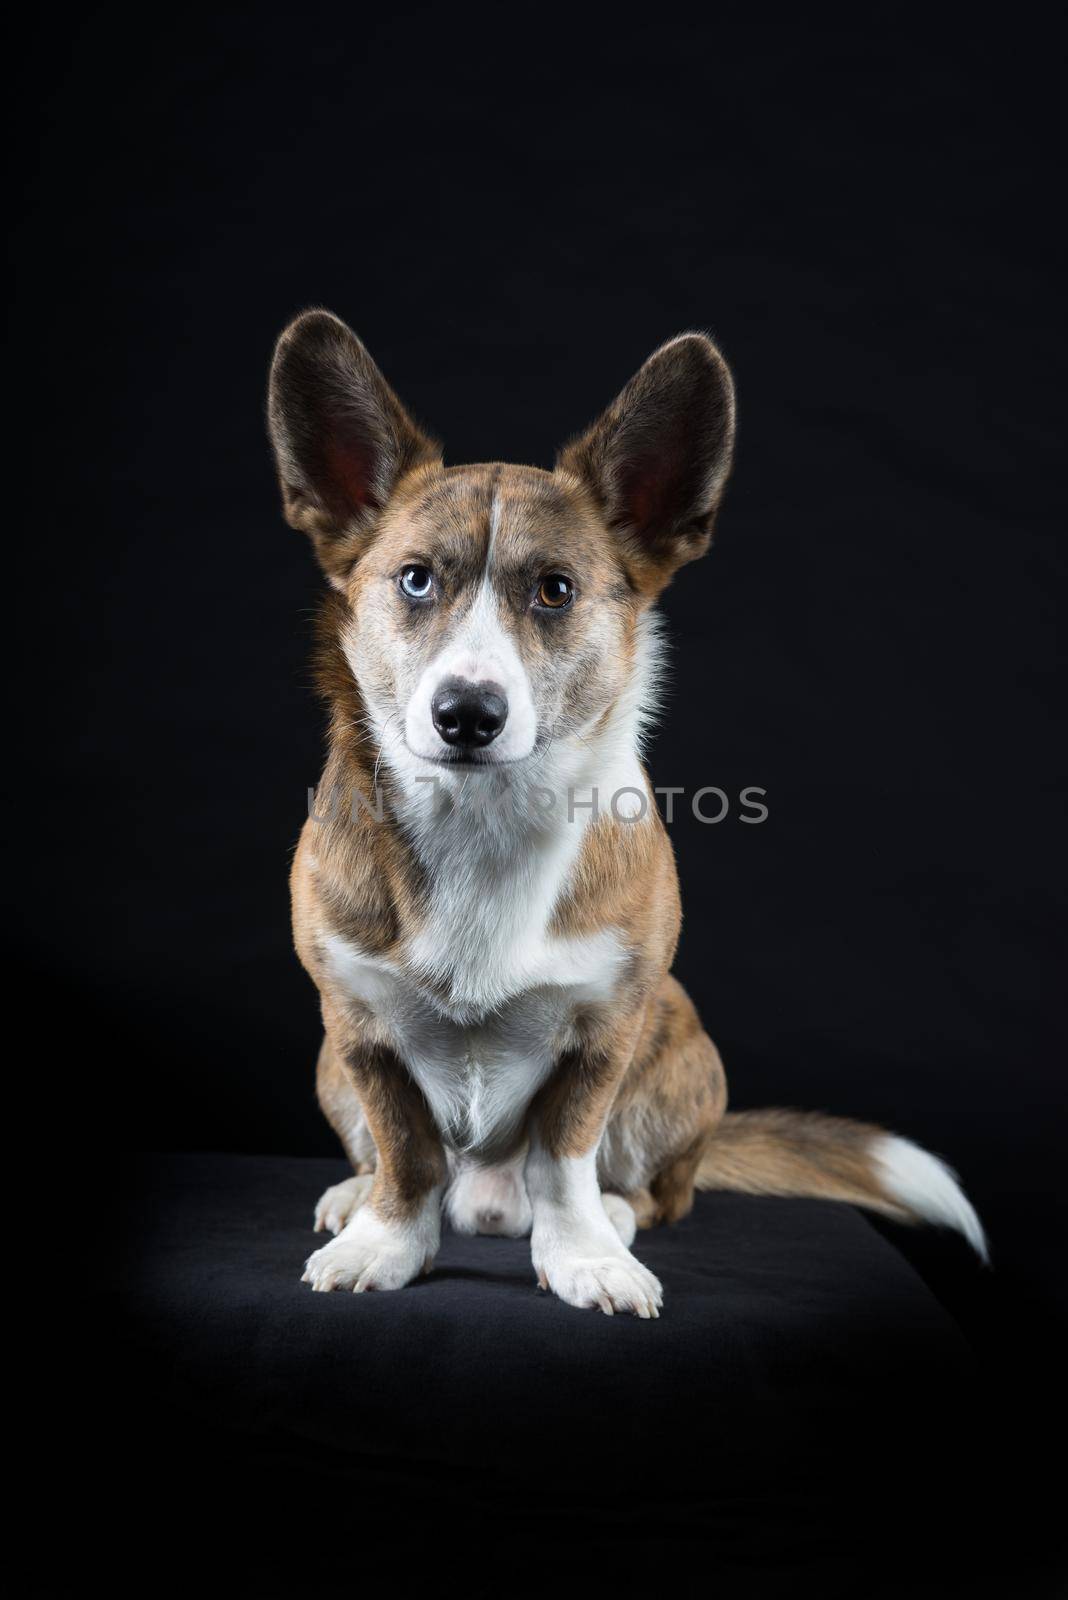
[431,677,508,749]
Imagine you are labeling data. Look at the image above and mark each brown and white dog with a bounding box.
[267,310,987,1317]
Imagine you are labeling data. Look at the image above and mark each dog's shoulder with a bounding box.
[550,803,681,975]
[290,787,417,977]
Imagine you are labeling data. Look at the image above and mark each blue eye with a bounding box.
[399,565,433,599]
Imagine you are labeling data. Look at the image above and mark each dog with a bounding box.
[267,310,987,1316]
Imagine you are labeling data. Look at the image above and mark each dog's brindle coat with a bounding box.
[269,312,986,1315]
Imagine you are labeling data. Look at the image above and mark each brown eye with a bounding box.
[535,574,573,610]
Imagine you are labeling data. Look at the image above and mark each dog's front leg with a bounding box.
[302,1009,446,1294]
[527,1025,662,1318]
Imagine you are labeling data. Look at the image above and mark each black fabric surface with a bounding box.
[103,1152,1026,1596]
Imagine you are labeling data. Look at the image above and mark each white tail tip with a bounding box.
[874,1135,989,1264]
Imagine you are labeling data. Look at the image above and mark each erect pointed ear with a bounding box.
[556,333,735,591]
[267,310,440,583]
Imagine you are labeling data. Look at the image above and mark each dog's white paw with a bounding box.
[600,1193,637,1248]
[534,1240,663,1317]
[302,1206,435,1293]
[313,1174,374,1235]
[447,1163,533,1237]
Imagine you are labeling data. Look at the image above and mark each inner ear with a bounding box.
[615,433,706,545]
[319,410,389,523]
[268,309,440,554]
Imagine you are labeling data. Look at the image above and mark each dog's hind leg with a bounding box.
[314,1173,375,1235]
[600,974,727,1229]
[312,1035,378,1233]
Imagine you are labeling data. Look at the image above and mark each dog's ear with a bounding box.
[268,310,440,583]
[556,333,735,591]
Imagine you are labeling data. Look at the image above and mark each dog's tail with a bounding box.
[695,1109,988,1261]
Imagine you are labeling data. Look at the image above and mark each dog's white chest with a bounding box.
[322,925,625,1153]
[320,755,634,1151]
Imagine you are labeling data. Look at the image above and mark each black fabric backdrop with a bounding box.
[9,7,1066,1592]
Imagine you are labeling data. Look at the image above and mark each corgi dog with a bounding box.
[268,311,987,1317]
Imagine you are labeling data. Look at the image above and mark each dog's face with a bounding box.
[341,463,640,769]
[268,313,734,772]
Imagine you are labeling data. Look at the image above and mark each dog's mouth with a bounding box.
[400,728,555,771]
[413,748,528,770]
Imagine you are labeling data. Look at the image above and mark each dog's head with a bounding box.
[268,311,734,774]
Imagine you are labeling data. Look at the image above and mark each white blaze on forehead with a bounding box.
[403,488,538,764]
[487,478,502,555]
